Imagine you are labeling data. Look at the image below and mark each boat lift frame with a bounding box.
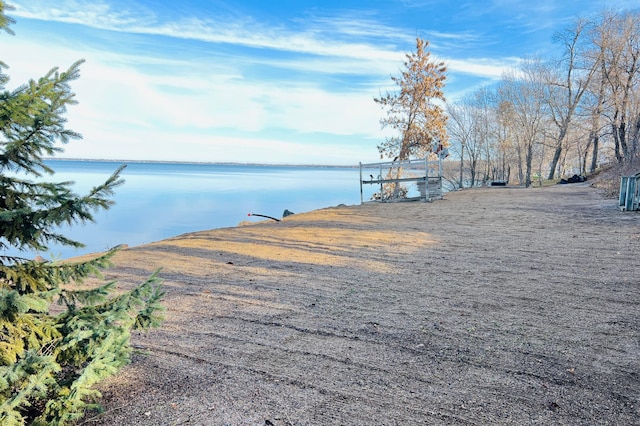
[359,157,443,204]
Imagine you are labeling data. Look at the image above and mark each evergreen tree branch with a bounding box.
[0,166,125,253]
[0,351,61,425]
[0,247,117,294]
[0,2,15,36]
[0,9,164,424]
[0,61,84,177]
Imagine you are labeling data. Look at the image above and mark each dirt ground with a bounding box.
[81,183,639,425]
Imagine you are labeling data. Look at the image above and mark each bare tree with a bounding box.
[494,100,516,183]
[446,100,473,188]
[466,89,492,186]
[545,18,600,179]
[473,87,497,184]
[594,11,640,163]
[498,60,547,187]
[445,87,497,187]
[584,61,608,172]
[375,37,448,160]
[443,8,640,186]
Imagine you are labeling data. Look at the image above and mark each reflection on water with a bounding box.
[5,160,361,260]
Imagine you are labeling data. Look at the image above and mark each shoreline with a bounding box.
[12,162,365,261]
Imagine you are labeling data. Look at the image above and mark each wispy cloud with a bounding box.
[8,0,527,83]
[2,33,383,153]
[447,57,522,79]
[302,13,412,42]
[470,0,616,33]
[12,0,145,29]
[10,1,403,62]
[7,0,600,164]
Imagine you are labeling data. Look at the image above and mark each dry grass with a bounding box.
[589,161,640,197]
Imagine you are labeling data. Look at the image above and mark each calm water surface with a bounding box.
[8,160,366,260]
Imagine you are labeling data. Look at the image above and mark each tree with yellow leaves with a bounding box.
[375,37,448,160]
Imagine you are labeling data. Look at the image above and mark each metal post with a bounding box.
[424,157,428,201]
[379,163,383,198]
[359,162,363,204]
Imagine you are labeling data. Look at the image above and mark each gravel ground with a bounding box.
[81,183,639,425]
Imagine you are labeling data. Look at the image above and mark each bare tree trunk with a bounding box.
[589,132,600,172]
[516,144,524,185]
[470,159,477,187]
[547,124,571,179]
[581,142,589,175]
[525,142,533,188]
[631,114,640,163]
[619,120,629,160]
[459,145,465,188]
[559,147,569,176]
[548,142,563,180]
[588,74,605,173]
[612,118,625,163]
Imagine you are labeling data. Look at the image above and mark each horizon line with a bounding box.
[45,157,363,168]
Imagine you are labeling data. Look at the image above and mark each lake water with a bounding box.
[6,160,373,260]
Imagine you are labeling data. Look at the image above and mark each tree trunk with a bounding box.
[459,145,465,188]
[619,120,629,160]
[612,121,624,163]
[525,142,533,188]
[590,132,599,173]
[547,126,568,180]
[470,161,476,187]
[516,144,524,185]
[633,115,640,160]
[548,144,563,180]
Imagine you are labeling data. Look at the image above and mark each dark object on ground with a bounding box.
[559,174,587,184]
[491,181,507,186]
[283,209,295,218]
[248,213,280,221]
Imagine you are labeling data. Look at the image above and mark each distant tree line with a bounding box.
[446,9,640,188]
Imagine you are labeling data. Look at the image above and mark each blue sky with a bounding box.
[1,0,636,165]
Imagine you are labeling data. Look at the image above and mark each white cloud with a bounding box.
[10,0,148,29]
[7,0,523,83]
[10,0,403,62]
[3,0,533,164]
[61,124,378,165]
[2,34,385,164]
[447,57,521,79]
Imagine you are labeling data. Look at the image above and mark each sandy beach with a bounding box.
[83,183,639,425]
